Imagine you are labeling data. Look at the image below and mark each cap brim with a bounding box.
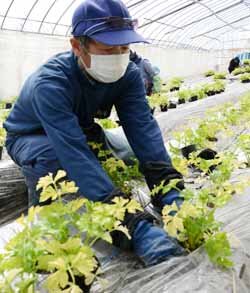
[90,29,149,46]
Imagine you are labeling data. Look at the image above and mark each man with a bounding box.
[228,56,240,73]
[4,0,184,266]
[129,50,158,96]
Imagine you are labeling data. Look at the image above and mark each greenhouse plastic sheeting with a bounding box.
[0,83,250,292]
[89,174,250,293]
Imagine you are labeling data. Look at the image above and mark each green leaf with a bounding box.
[100,232,113,244]
[48,257,67,271]
[40,185,57,202]
[6,268,22,283]
[37,255,57,271]
[60,238,81,253]
[165,216,184,238]
[125,199,143,214]
[59,181,79,195]
[45,270,69,291]
[36,173,54,191]
[113,224,131,240]
[71,249,97,278]
[66,199,86,212]
[162,202,178,217]
[205,232,233,268]
[54,170,67,182]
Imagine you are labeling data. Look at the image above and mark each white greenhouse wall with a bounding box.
[1,30,223,99]
[132,44,220,80]
[0,30,70,100]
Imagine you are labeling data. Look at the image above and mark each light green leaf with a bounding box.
[48,257,67,271]
[54,170,67,183]
[67,199,86,212]
[6,269,22,283]
[45,270,69,291]
[36,173,54,191]
[125,199,143,214]
[59,181,79,195]
[100,232,113,244]
[162,202,178,217]
[40,185,57,202]
[113,224,131,240]
[60,238,81,253]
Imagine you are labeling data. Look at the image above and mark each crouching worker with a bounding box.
[3,0,185,266]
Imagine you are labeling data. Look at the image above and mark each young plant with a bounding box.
[232,67,245,75]
[162,200,233,268]
[244,66,250,73]
[191,87,206,100]
[158,93,169,106]
[0,170,142,292]
[178,89,191,102]
[240,73,250,83]
[0,127,6,148]
[147,93,162,108]
[102,156,143,194]
[236,133,250,166]
[243,59,250,66]
[213,72,227,80]
[204,70,215,77]
[167,77,183,91]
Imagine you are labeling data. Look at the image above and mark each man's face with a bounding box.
[70,38,130,68]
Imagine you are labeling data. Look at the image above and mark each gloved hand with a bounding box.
[132,219,185,266]
[140,161,185,211]
[106,188,184,266]
[152,188,184,212]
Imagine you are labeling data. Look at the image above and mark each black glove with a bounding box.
[140,161,185,210]
[103,188,185,266]
[103,188,154,251]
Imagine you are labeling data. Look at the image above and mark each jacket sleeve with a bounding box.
[32,81,114,201]
[115,68,182,190]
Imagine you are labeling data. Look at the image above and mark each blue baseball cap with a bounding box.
[71,0,148,46]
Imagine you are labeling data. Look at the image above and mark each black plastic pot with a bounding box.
[181,144,197,159]
[178,98,186,104]
[188,96,198,102]
[0,146,2,160]
[168,102,177,109]
[37,270,92,292]
[207,136,218,142]
[160,104,168,112]
[170,87,180,92]
[206,91,215,96]
[198,148,219,172]
[150,107,156,115]
[197,148,217,160]
[5,103,12,109]
[71,275,92,293]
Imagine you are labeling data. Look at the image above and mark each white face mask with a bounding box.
[80,52,130,83]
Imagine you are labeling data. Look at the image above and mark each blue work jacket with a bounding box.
[4,51,169,200]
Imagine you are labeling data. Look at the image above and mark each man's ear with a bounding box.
[70,38,82,57]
